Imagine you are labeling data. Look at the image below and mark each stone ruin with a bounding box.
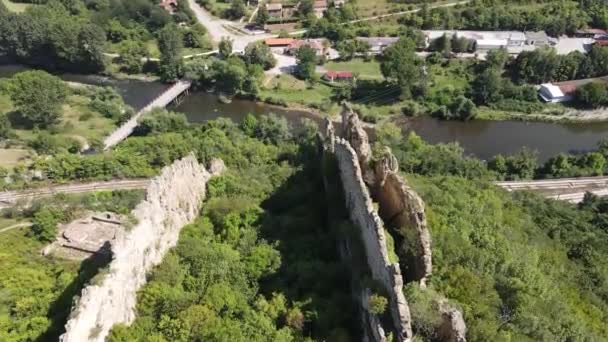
[45,212,124,260]
[321,106,466,342]
[60,153,223,342]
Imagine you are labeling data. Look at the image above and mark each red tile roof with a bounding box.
[558,84,578,95]
[578,28,608,35]
[325,71,353,78]
[264,38,295,46]
[313,0,327,8]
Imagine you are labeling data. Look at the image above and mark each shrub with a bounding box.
[368,294,388,315]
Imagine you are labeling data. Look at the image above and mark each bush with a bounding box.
[368,294,388,315]
[30,206,65,242]
[576,82,608,109]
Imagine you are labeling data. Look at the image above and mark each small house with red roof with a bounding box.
[323,71,354,82]
[539,76,608,103]
[264,38,296,53]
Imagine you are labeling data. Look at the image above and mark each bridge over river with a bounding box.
[496,176,608,203]
[103,80,192,150]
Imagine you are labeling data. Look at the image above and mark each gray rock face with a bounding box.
[332,138,413,342]
[439,301,467,342]
[60,153,220,342]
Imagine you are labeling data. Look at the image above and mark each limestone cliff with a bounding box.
[331,136,413,342]
[60,154,221,342]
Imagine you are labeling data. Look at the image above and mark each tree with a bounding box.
[212,59,246,95]
[158,24,185,82]
[431,33,451,57]
[243,42,276,70]
[576,82,608,108]
[256,5,269,27]
[0,114,12,140]
[226,0,246,19]
[31,206,64,241]
[219,37,233,59]
[470,67,504,104]
[117,40,147,73]
[296,45,317,80]
[485,48,508,69]
[9,71,68,128]
[380,37,426,99]
[512,48,559,84]
[76,23,106,72]
[368,294,388,315]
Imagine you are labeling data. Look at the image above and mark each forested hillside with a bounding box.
[2,111,608,341]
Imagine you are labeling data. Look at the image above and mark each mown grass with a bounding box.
[1,0,32,12]
[1,92,116,147]
[260,73,336,108]
[325,58,383,79]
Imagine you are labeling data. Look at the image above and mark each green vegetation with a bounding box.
[407,175,608,341]
[105,115,357,341]
[0,0,32,12]
[0,70,131,162]
[0,190,145,341]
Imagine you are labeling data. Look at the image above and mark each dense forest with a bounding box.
[2,111,608,340]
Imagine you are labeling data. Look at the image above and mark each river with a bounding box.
[2,64,608,161]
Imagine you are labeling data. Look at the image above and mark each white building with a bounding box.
[539,83,576,103]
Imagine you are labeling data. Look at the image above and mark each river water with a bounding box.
[2,64,608,161]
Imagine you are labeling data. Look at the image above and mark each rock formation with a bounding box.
[330,136,413,342]
[60,154,221,342]
[325,106,466,342]
[438,300,467,342]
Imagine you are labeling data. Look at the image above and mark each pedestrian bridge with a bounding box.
[103,80,192,150]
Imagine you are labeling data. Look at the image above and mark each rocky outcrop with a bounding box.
[341,108,432,287]
[327,106,465,342]
[323,119,412,342]
[373,149,432,287]
[332,136,413,342]
[60,154,221,342]
[438,301,467,342]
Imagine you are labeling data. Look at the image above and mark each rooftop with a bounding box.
[325,71,353,78]
[265,38,295,46]
[266,3,283,10]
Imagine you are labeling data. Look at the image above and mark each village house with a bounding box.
[266,3,283,18]
[160,0,178,13]
[313,0,328,18]
[539,76,608,103]
[264,38,295,53]
[323,71,354,82]
[525,31,551,47]
[356,37,399,55]
[286,39,326,56]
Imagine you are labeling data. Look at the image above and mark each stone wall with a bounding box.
[330,134,413,342]
[60,154,221,342]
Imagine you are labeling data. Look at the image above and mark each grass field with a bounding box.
[260,73,335,106]
[1,92,116,149]
[1,0,32,12]
[0,148,30,168]
[326,58,383,79]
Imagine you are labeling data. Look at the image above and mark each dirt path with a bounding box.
[0,222,32,233]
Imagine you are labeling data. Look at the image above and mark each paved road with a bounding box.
[0,179,150,209]
[187,0,273,51]
[496,176,608,203]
